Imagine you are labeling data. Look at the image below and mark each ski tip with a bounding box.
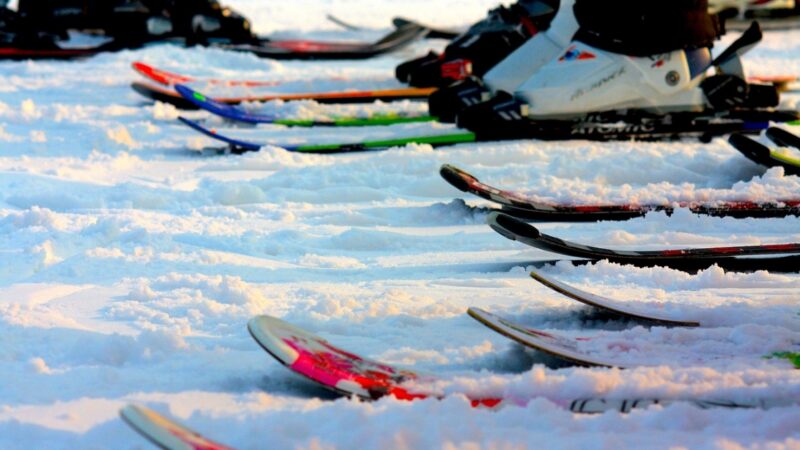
[765,126,800,149]
[247,315,302,367]
[130,81,151,96]
[175,84,203,103]
[131,61,147,73]
[119,404,179,448]
[486,212,540,240]
[728,133,771,159]
[466,307,495,326]
[439,164,473,192]
[529,270,551,286]
[175,83,246,120]
[120,403,233,450]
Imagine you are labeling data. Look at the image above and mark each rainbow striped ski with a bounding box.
[178,116,475,153]
[175,84,437,126]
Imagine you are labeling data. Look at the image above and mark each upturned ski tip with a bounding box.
[120,403,234,450]
[487,211,541,240]
[439,164,476,193]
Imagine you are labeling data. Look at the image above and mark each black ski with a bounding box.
[487,212,800,272]
[326,14,462,40]
[217,22,428,60]
[729,132,800,175]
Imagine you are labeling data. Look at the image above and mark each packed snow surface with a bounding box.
[1,1,800,449]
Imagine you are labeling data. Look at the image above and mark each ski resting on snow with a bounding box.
[487,212,800,272]
[440,164,800,220]
[247,314,798,406]
[174,84,438,126]
[467,307,800,369]
[131,81,436,109]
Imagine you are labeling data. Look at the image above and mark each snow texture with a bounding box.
[0,1,799,449]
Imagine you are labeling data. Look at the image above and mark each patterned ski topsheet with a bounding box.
[467,308,800,369]
[178,116,476,153]
[175,84,437,126]
[487,211,800,263]
[120,404,233,450]
[729,131,800,175]
[529,270,701,327]
[440,164,800,220]
[247,315,437,401]
[131,81,436,109]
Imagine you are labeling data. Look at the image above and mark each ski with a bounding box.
[458,107,800,143]
[487,212,800,272]
[391,17,463,40]
[726,15,800,31]
[468,307,800,369]
[729,133,800,175]
[247,314,794,412]
[120,404,233,450]
[177,114,800,155]
[441,164,800,220]
[326,15,462,40]
[175,84,437,126]
[767,125,800,150]
[217,22,428,60]
[178,116,476,153]
[132,61,283,88]
[0,47,107,61]
[132,82,436,110]
[326,13,367,31]
[749,74,800,92]
[248,314,439,402]
[529,270,701,327]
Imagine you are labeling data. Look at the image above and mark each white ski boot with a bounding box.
[428,0,578,121]
[456,22,787,142]
[483,0,579,94]
[515,44,712,118]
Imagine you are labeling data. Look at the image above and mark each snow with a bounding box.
[1,1,800,449]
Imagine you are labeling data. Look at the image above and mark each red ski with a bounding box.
[132,61,284,88]
[441,164,800,221]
